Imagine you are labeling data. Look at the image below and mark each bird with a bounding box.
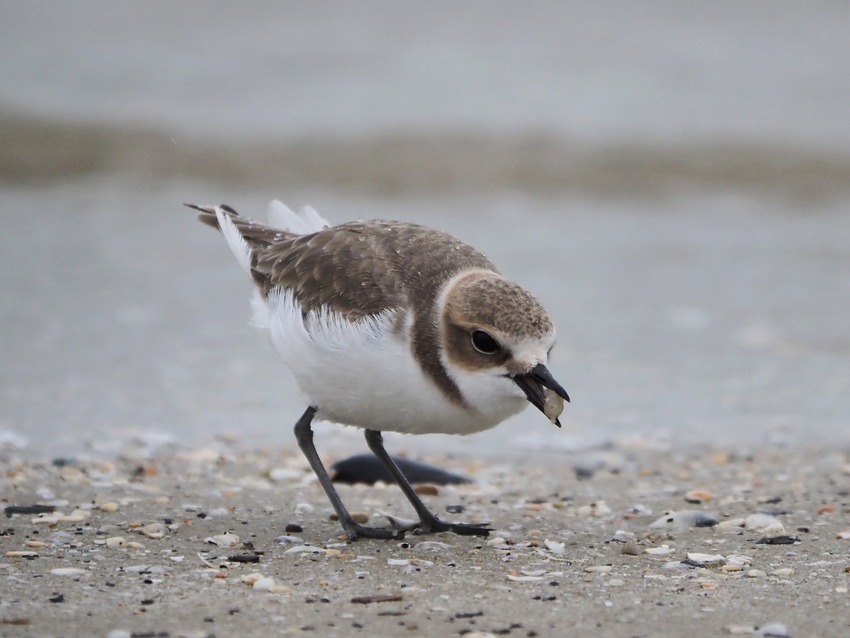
[187,200,569,540]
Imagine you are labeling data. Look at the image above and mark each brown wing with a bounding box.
[191,205,498,318]
[255,220,499,317]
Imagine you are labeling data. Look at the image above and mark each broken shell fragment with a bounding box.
[542,387,565,424]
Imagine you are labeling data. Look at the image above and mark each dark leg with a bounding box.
[294,407,401,541]
[364,429,490,537]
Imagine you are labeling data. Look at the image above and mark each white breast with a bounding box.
[250,289,527,435]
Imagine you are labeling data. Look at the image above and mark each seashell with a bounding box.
[205,532,240,547]
[543,539,565,554]
[649,510,718,529]
[50,567,88,576]
[542,387,565,424]
[684,552,725,567]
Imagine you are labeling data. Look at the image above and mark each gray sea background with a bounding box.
[1,1,849,460]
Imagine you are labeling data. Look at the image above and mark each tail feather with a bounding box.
[267,199,330,234]
[185,203,256,276]
[214,207,254,276]
[186,200,330,285]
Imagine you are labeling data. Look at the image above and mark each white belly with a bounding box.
[251,289,527,435]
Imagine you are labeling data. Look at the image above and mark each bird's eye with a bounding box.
[470,330,500,355]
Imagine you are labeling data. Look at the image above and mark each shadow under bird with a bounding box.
[187,200,569,540]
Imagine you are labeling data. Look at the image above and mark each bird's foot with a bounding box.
[340,521,405,541]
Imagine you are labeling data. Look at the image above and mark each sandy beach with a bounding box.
[2,4,850,636]
[2,437,849,638]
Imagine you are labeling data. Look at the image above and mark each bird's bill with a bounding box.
[512,363,570,427]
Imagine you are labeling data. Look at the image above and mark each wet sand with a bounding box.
[2,438,848,638]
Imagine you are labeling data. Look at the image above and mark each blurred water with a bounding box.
[1,2,849,458]
[2,1,850,147]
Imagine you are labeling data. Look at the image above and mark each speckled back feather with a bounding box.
[191,204,498,319]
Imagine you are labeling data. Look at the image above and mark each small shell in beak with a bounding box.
[543,387,565,425]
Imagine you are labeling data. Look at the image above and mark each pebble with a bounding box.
[294,502,314,514]
[723,554,753,571]
[98,502,120,513]
[6,550,38,558]
[758,622,791,637]
[126,564,169,574]
[744,513,786,536]
[242,572,272,588]
[205,532,240,547]
[283,545,324,555]
[577,501,612,517]
[107,631,132,638]
[389,558,434,572]
[521,569,548,577]
[543,539,565,554]
[649,510,718,529]
[141,522,166,539]
[836,530,850,540]
[414,541,454,551]
[32,512,64,525]
[684,552,726,567]
[584,565,613,574]
[608,530,637,544]
[684,489,714,503]
[746,569,767,578]
[726,554,753,565]
[645,545,675,556]
[105,536,127,549]
[719,514,785,536]
[252,576,276,591]
[755,535,799,545]
[771,568,795,578]
[727,625,791,636]
[507,572,544,582]
[626,504,652,517]
[413,483,439,496]
[50,567,88,576]
[330,511,369,524]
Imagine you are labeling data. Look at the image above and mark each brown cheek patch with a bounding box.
[443,321,510,372]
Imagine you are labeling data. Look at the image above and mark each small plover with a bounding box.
[187,200,569,540]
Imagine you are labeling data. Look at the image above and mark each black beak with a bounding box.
[513,363,570,427]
